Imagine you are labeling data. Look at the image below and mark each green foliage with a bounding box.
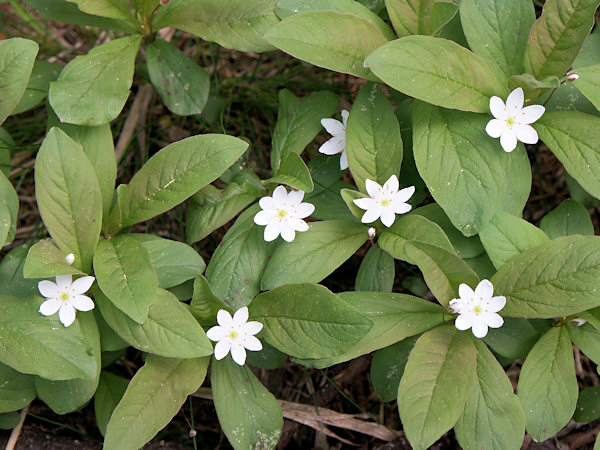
[355,245,395,292]
[0,362,36,413]
[540,199,594,238]
[94,371,128,436]
[0,38,38,125]
[371,336,418,402]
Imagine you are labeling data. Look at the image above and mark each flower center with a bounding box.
[229,330,239,339]
[473,305,483,316]
[60,292,70,302]
[380,199,391,207]
[506,116,516,127]
[277,209,288,219]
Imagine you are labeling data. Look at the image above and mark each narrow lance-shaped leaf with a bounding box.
[0,38,38,125]
[94,371,128,436]
[355,246,395,292]
[69,0,135,21]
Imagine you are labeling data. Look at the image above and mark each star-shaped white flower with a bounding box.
[253,185,315,242]
[449,279,505,338]
[485,87,545,152]
[352,175,415,227]
[38,275,95,327]
[319,110,349,170]
[206,307,263,366]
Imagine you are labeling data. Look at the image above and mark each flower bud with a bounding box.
[570,318,587,327]
[65,253,75,265]
[367,227,376,239]
[567,72,579,82]
[160,0,169,4]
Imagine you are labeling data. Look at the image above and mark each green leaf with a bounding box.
[146,39,209,116]
[378,214,455,264]
[0,244,38,297]
[479,211,549,269]
[152,0,279,52]
[492,236,600,318]
[0,412,20,430]
[574,386,600,422]
[189,275,230,326]
[0,128,13,177]
[94,236,158,324]
[186,182,262,244]
[0,172,20,247]
[94,371,128,436]
[500,142,531,217]
[0,295,97,380]
[245,341,286,370]
[211,358,283,450]
[34,311,101,414]
[104,354,209,450]
[339,188,369,221]
[0,38,38,125]
[355,246,395,292]
[412,103,514,235]
[95,288,213,358]
[574,64,600,111]
[47,105,117,221]
[384,0,450,36]
[69,0,135,21]
[398,325,477,450]
[346,82,403,192]
[569,323,600,364]
[12,60,60,115]
[406,241,479,307]
[508,73,561,104]
[0,362,36,414]
[129,234,205,289]
[484,318,549,360]
[293,291,444,368]
[34,127,102,273]
[265,152,314,192]
[205,205,275,309]
[310,181,357,221]
[271,89,337,172]
[540,199,594,238]
[459,0,534,79]
[517,326,578,441]
[454,339,526,450]
[108,134,248,232]
[536,111,600,199]
[371,336,418,402]
[250,284,372,359]
[523,0,600,79]
[365,36,507,113]
[264,11,389,80]
[260,220,368,290]
[23,239,85,278]
[0,205,10,249]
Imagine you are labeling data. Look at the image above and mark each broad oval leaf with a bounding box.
[0,38,38,125]
[365,36,507,113]
[398,325,477,450]
[93,236,158,324]
[211,358,283,450]
[249,283,372,359]
[540,199,594,238]
[0,362,36,414]
[104,355,209,450]
[492,236,600,318]
[265,152,314,192]
[574,385,600,423]
[517,326,578,441]
[34,127,102,273]
[264,10,389,81]
[569,323,600,365]
[346,82,403,192]
[12,60,60,115]
[110,134,248,231]
[24,240,85,278]
[49,35,141,125]
[384,0,435,36]
[260,220,368,290]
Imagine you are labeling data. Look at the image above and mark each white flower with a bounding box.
[319,110,349,170]
[570,318,587,327]
[65,253,75,265]
[253,185,315,242]
[450,279,505,338]
[38,275,95,327]
[206,307,263,365]
[485,87,545,152]
[352,175,415,227]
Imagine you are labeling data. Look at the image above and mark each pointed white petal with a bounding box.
[264,222,280,242]
[500,132,518,152]
[272,185,288,204]
[485,119,508,138]
[55,275,72,291]
[471,319,488,338]
[289,218,309,232]
[474,279,494,300]
[489,96,507,120]
[280,223,296,242]
[217,309,233,327]
[318,137,344,155]
[515,124,538,144]
[258,196,276,211]
[505,87,524,112]
[380,209,396,227]
[69,276,95,295]
[287,189,305,205]
[455,313,473,331]
[39,298,62,316]
[383,175,399,194]
[244,321,263,335]
[214,340,231,360]
[230,343,247,365]
[340,150,348,170]
[253,210,272,226]
[488,296,506,313]
[295,202,315,219]
[244,335,263,351]
[321,118,345,136]
[70,295,94,311]
[206,326,226,341]
[520,104,545,124]
[394,186,415,203]
[392,202,412,215]
[38,280,59,299]
[364,179,383,199]
[353,197,377,210]
[341,110,349,126]
[361,207,382,224]
[233,306,249,325]
[484,312,503,329]
[458,283,475,301]
[58,303,76,327]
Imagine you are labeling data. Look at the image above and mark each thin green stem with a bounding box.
[188,397,198,450]
[28,413,85,435]
[8,0,47,37]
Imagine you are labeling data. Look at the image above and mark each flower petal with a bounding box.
[258,196,276,211]
[295,202,315,219]
[455,313,473,331]
[485,119,508,139]
[272,185,288,205]
[69,276,95,295]
[230,343,247,365]
[515,124,539,144]
[321,118,345,136]
[287,189,305,205]
[318,137,344,155]
[488,296,506,313]
[214,339,231,360]
[353,197,377,211]
[243,335,263,351]
[520,104,545,124]
[361,207,382,224]
[474,279,494,301]
[55,275,72,291]
[484,312,504,329]
[340,150,348,170]
[505,87,524,112]
[38,280,59,299]
[289,218,309,232]
[264,222,281,242]
[233,306,249,325]
[217,309,233,328]
[471,319,488,338]
[58,303,76,327]
[206,325,226,342]
[280,223,296,242]
[392,202,412,215]
[458,283,475,301]
[394,186,415,204]
[383,175,399,194]
[489,96,507,120]
[70,295,94,312]
[380,208,396,227]
[500,132,518,152]
[341,109,349,126]
[244,321,263,335]
[365,179,383,199]
[253,210,272,226]
[39,298,62,316]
